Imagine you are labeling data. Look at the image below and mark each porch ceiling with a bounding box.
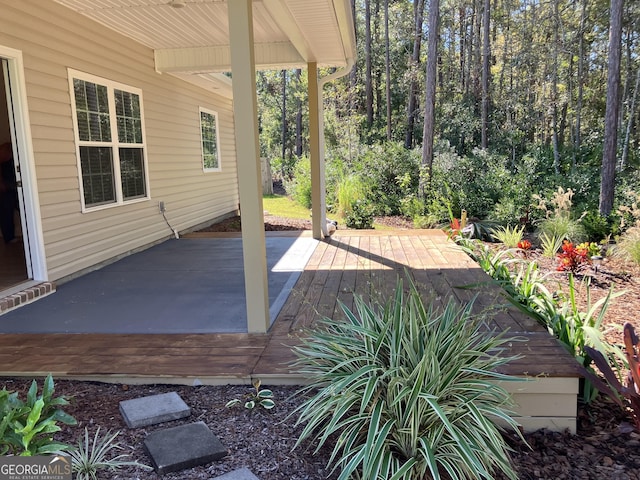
[53,0,355,93]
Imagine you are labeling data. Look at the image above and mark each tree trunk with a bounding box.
[365,0,374,128]
[551,0,560,174]
[295,68,303,157]
[385,0,392,140]
[574,0,587,161]
[281,70,287,161]
[481,0,490,149]
[459,7,466,92]
[421,0,441,189]
[621,67,640,171]
[599,0,624,216]
[349,0,358,114]
[405,0,426,149]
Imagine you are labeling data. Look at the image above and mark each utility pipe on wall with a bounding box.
[315,58,355,237]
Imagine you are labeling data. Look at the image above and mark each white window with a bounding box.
[69,70,149,210]
[199,108,221,171]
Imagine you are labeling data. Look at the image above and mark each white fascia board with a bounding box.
[332,0,357,61]
[154,42,304,73]
[262,0,315,61]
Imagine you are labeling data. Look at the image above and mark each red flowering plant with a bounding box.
[517,239,531,250]
[516,239,532,258]
[556,241,600,272]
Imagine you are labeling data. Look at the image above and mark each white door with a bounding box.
[0,47,48,287]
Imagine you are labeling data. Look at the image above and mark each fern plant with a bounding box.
[291,277,524,480]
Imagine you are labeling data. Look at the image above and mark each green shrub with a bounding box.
[284,157,312,209]
[0,374,77,456]
[413,213,440,229]
[344,199,374,229]
[355,142,421,216]
[292,278,523,480]
[399,195,426,220]
[581,211,612,242]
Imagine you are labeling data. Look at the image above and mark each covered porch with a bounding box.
[0,229,581,433]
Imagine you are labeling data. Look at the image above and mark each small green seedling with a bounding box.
[225,379,275,410]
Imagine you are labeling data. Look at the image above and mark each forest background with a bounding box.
[254,0,638,237]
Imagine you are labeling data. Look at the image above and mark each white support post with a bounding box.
[228,0,270,333]
[308,62,325,239]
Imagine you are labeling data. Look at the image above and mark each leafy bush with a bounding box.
[344,199,374,229]
[412,213,441,229]
[581,211,612,243]
[284,157,312,209]
[292,278,523,480]
[354,142,421,216]
[69,427,152,480]
[0,374,76,455]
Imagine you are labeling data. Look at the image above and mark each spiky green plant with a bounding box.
[291,278,524,480]
[491,225,525,248]
[538,232,564,258]
[616,227,640,265]
[68,427,151,480]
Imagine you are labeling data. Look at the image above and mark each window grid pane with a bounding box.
[200,111,219,170]
[115,89,143,144]
[80,146,115,206]
[119,148,146,200]
[73,79,111,142]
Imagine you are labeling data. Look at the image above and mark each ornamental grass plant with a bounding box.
[291,278,524,480]
[491,225,525,248]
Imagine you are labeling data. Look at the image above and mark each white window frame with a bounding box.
[68,69,150,212]
[199,107,222,172]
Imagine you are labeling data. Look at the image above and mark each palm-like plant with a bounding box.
[291,278,524,480]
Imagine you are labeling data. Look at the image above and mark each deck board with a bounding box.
[0,230,580,382]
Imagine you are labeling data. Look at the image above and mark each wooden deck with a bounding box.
[0,230,581,432]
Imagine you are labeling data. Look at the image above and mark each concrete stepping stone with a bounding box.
[119,391,190,428]
[212,467,260,480]
[144,421,227,475]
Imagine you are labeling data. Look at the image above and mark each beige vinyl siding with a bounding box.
[1,0,239,280]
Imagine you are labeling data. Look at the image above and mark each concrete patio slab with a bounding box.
[212,467,260,480]
[119,392,190,428]
[144,421,227,475]
[0,236,317,333]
